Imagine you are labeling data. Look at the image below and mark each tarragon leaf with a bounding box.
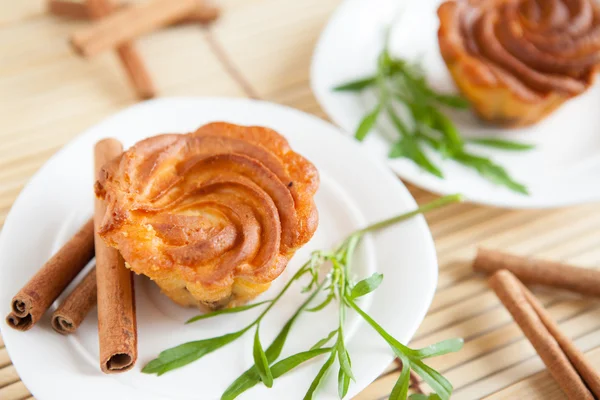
[350,273,383,299]
[338,367,351,398]
[456,152,528,194]
[468,137,535,151]
[389,354,411,400]
[355,104,381,141]
[307,293,334,312]
[333,76,377,92]
[413,338,464,359]
[303,350,337,400]
[253,327,273,387]
[271,348,332,378]
[143,329,248,375]
[186,301,271,323]
[389,136,443,179]
[310,330,338,351]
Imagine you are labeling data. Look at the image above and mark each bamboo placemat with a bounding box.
[1,1,599,399]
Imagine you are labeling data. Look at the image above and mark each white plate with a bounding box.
[311,0,600,209]
[0,98,438,400]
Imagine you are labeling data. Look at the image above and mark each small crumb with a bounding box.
[287,181,293,187]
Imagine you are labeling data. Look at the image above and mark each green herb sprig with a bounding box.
[334,39,533,195]
[143,194,465,400]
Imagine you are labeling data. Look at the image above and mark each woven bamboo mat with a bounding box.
[1,1,599,399]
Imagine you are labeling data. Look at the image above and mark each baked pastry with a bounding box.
[438,0,600,127]
[95,122,319,309]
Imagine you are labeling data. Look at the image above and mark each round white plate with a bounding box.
[311,0,600,209]
[0,98,438,400]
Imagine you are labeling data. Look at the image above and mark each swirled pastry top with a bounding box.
[95,123,319,306]
[438,0,600,126]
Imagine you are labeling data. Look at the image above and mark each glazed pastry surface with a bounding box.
[438,0,600,126]
[95,122,319,309]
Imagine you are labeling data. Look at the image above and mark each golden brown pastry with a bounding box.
[438,0,600,127]
[95,122,319,309]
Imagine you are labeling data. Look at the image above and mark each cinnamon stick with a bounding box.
[86,0,155,99]
[520,284,600,398]
[94,139,137,373]
[489,270,595,400]
[51,266,97,335]
[5,219,95,331]
[71,0,201,57]
[51,0,219,24]
[179,1,220,24]
[48,0,90,19]
[474,248,600,297]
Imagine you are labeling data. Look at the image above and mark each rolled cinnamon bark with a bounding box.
[52,0,219,24]
[51,267,97,335]
[71,0,201,57]
[489,270,594,400]
[48,0,90,19]
[521,284,600,398]
[5,219,95,331]
[474,248,600,297]
[94,139,137,373]
[179,1,220,24]
[86,0,155,99]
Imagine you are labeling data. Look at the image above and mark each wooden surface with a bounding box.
[1,1,599,399]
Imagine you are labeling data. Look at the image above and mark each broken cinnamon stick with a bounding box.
[86,0,155,99]
[48,0,90,19]
[51,0,219,24]
[474,248,600,297]
[71,0,202,57]
[489,270,595,400]
[179,1,220,24]
[94,139,137,373]
[6,219,95,331]
[51,266,97,335]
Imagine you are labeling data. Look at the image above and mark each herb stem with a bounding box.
[356,194,462,235]
[346,297,413,355]
[254,262,310,324]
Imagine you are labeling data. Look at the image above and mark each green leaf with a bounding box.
[143,329,248,375]
[333,76,377,92]
[431,109,463,153]
[336,336,355,381]
[410,358,453,400]
[455,152,528,194]
[409,395,442,400]
[468,138,535,151]
[347,297,413,356]
[221,278,327,399]
[389,354,410,400]
[307,293,334,312]
[434,94,470,109]
[355,105,381,141]
[222,348,333,400]
[350,273,384,299]
[338,367,351,398]
[303,350,336,400]
[220,368,260,400]
[389,136,444,179]
[271,348,333,378]
[387,104,411,137]
[186,301,272,323]
[310,330,338,350]
[413,338,464,359]
[253,327,273,387]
